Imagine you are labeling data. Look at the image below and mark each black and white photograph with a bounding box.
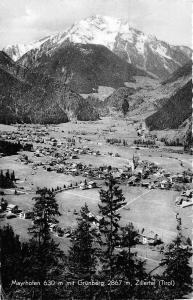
[0,0,192,299]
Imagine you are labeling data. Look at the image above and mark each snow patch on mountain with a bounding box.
[153,45,172,60]
[3,36,50,61]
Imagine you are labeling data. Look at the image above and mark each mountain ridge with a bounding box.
[18,41,148,94]
[0,51,99,124]
[145,80,192,130]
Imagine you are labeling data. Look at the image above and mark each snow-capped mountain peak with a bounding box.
[59,15,123,50]
[3,15,191,79]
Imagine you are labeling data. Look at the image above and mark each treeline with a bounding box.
[1,178,192,299]
[134,139,155,146]
[160,138,183,147]
[0,170,16,188]
[0,140,33,155]
[184,122,193,152]
[106,138,128,146]
[0,140,23,155]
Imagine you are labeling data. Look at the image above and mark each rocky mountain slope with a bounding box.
[103,87,135,113]
[144,62,192,130]
[183,118,193,150]
[122,58,192,119]
[3,15,191,79]
[18,41,147,94]
[145,80,192,130]
[162,61,192,85]
[0,51,99,124]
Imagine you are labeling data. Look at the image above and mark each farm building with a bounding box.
[19,211,34,219]
[141,180,150,188]
[79,182,88,190]
[7,204,19,213]
[139,230,159,245]
[160,180,171,189]
[88,181,97,189]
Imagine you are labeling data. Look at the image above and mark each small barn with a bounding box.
[7,204,19,213]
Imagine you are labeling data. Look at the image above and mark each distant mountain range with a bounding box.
[3,15,192,79]
[0,51,99,124]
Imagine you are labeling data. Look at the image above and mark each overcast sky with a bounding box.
[0,0,192,49]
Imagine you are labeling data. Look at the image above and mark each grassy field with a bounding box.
[2,183,190,275]
[120,188,178,242]
[2,186,180,243]
[55,186,179,242]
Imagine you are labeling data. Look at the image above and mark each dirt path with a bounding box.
[117,189,152,211]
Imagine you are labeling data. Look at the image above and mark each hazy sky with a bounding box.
[0,0,192,48]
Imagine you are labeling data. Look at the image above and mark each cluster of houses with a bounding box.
[17,138,192,192]
[33,143,101,160]
[40,160,103,178]
[1,202,34,220]
[126,160,192,191]
[0,125,50,146]
[49,212,102,238]
[52,179,98,194]
[175,189,193,208]
[46,156,192,193]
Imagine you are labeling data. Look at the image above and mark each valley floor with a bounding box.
[0,116,192,276]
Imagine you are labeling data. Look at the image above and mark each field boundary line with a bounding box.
[137,255,161,263]
[117,189,152,211]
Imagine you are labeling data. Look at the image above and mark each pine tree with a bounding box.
[0,225,38,299]
[0,170,15,188]
[67,204,99,299]
[121,223,139,249]
[109,223,148,299]
[11,170,16,182]
[5,169,10,180]
[98,175,126,294]
[114,250,147,299]
[30,188,61,242]
[28,188,65,299]
[1,197,8,211]
[1,225,23,293]
[0,170,4,187]
[159,234,192,298]
[122,96,129,117]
